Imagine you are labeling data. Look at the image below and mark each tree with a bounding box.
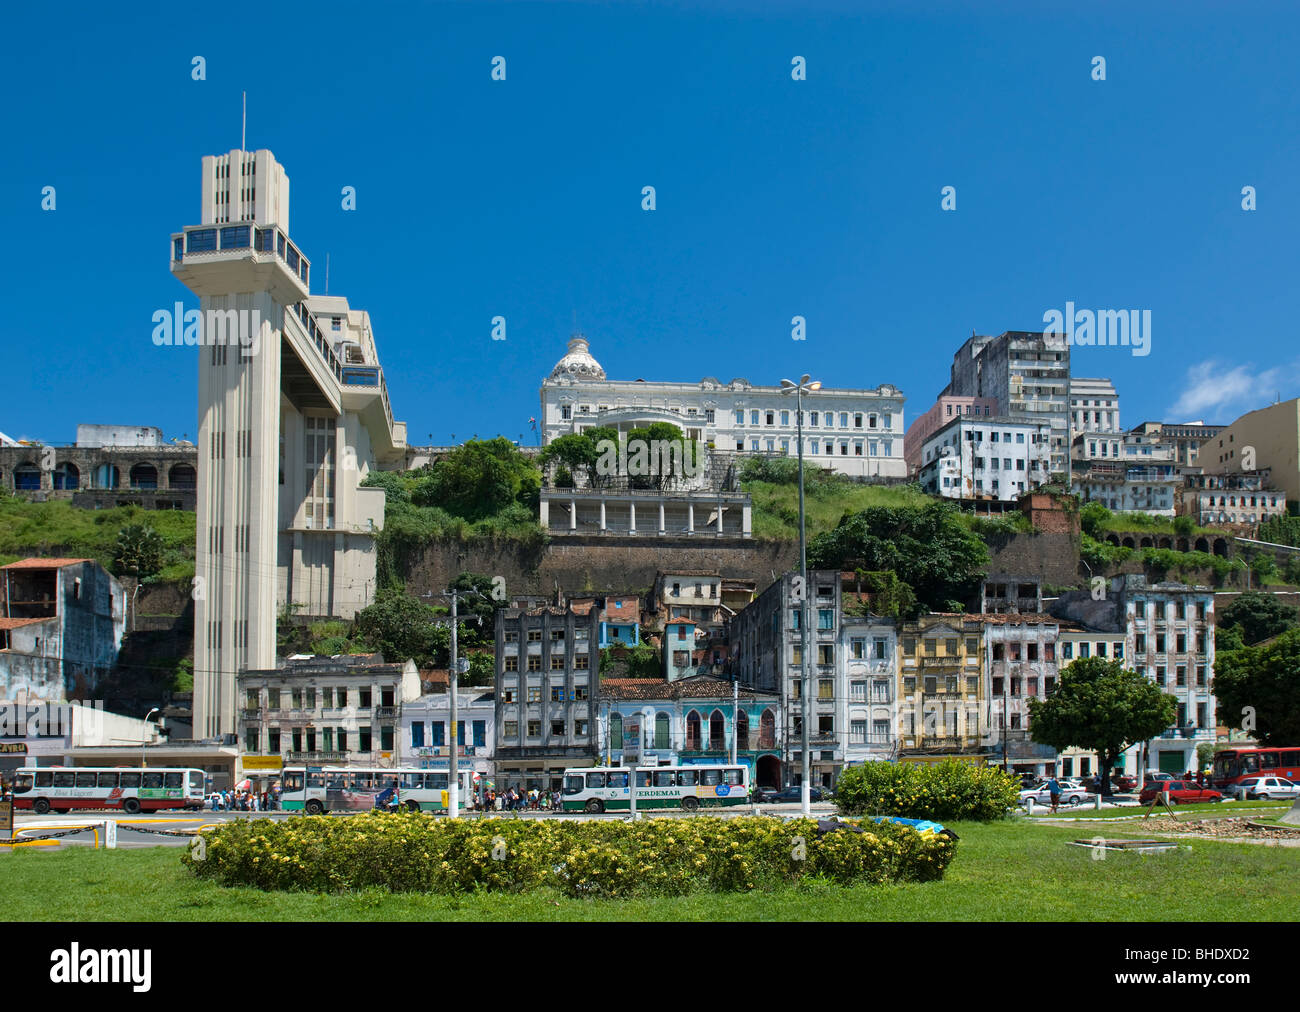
[412,438,540,520]
[1218,591,1298,645]
[464,650,495,687]
[842,569,917,619]
[808,502,988,614]
[114,524,164,581]
[1079,502,1111,539]
[353,589,442,667]
[1026,657,1176,796]
[1173,514,1196,536]
[1257,514,1300,548]
[1211,627,1300,746]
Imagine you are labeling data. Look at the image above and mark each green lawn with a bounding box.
[4,817,1296,921]
[744,479,935,541]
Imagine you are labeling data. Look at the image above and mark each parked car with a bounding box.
[766,786,826,804]
[1137,780,1223,805]
[1110,774,1137,792]
[1144,772,1176,785]
[1229,777,1300,801]
[1019,780,1092,806]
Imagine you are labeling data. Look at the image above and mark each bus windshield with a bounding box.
[563,775,585,795]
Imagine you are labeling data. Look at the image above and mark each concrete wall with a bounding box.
[404,536,800,600]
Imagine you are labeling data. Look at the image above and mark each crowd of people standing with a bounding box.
[210,787,279,811]
[471,787,562,812]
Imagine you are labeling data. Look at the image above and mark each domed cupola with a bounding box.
[547,334,606,382]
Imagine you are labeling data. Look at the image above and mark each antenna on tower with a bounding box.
[241,91,246,152]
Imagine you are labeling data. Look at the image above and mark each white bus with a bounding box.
[11,766,206,815]
[280,766,475,814]
[561,764,750,813]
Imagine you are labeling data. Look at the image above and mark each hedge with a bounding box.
[834,760,1020,822]
[182,813,956,896]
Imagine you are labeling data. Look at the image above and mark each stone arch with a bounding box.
[13,461,41,491]
[129,463,158,489]
[92,464,119,489]
[735,709,750,751]
[1139,536,1154,548]
[1213,538,1228,557]
[1175,537,1189,552]
[53,461,79,490]
[1122,536,1136,549]
[169,463,196,490]
[1106,534,1121,546]
[760,708,776,748]
[1195,537,1209,552]
[1157,536,1173,549]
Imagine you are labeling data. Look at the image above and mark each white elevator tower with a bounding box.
[171,149,406,739]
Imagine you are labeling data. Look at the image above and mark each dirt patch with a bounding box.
[1138,816,1300,845]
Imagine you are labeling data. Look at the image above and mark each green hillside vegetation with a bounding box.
[0,488,195,582]
[362,438,546,589]
[739,457,1029,542]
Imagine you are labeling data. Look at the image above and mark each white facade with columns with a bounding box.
[540,337,907,478]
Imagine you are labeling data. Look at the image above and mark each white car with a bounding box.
[1019,780,1093,807]
[1230,777,1300,801]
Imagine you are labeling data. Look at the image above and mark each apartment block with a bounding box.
[493,605,602,790]
[895,616,985,757]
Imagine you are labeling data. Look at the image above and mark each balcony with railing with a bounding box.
[171,221,310,287]
[285,751,347,764]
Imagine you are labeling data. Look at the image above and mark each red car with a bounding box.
[1138,780,1223,805]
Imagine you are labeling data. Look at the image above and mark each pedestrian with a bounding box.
[1046,775,1062,813]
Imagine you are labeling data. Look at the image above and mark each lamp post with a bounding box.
[782,374,820,816]
[141,707,159,768]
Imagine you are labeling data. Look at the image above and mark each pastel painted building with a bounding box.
[599,676,782,788]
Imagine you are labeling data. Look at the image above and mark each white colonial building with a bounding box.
[539,336,907,478]
[917,415,1052,500]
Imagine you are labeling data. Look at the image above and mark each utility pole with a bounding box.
[449,589,460,819]
[730,679,739,766]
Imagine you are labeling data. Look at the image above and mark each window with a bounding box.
[527,720,541,737]
[550,655,565,670]
[851,680,867,701]
[503,720,518,738]
[505,657,518,672]
[818,609,834,629]
[527,656,541,672]
[818,679,833,699]
[551,720,566,736]
[551,686,565,702]
[575,654,589,670]
[818,644,834,665]
[527,686,542,702]
[527,629,542,641]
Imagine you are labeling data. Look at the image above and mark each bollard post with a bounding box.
[1026,798,1034,814]
[1094,794,1102,811]
[104,819,117,850]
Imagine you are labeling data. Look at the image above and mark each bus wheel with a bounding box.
[682,797,700,812]
[585,799,604,814]
[33,798,50,815]
[123,798,142,815]
[405,800,422,813]
[306,800,324,815]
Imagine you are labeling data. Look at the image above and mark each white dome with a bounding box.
[548,335,606,382]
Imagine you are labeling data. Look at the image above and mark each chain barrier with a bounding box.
[118,824,203,837]
[15,825,100,841]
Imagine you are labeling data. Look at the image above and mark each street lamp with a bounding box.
[781,374,821,817]
[141,707,159,768]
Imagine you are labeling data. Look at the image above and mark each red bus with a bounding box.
[1211,747,1300,789]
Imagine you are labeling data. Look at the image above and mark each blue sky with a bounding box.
[3,0,1298,446]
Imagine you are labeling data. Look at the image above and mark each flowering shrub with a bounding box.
[833,760,1020,822]
[182,812,956,896]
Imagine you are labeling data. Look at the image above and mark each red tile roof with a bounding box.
[1,557,92,570]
